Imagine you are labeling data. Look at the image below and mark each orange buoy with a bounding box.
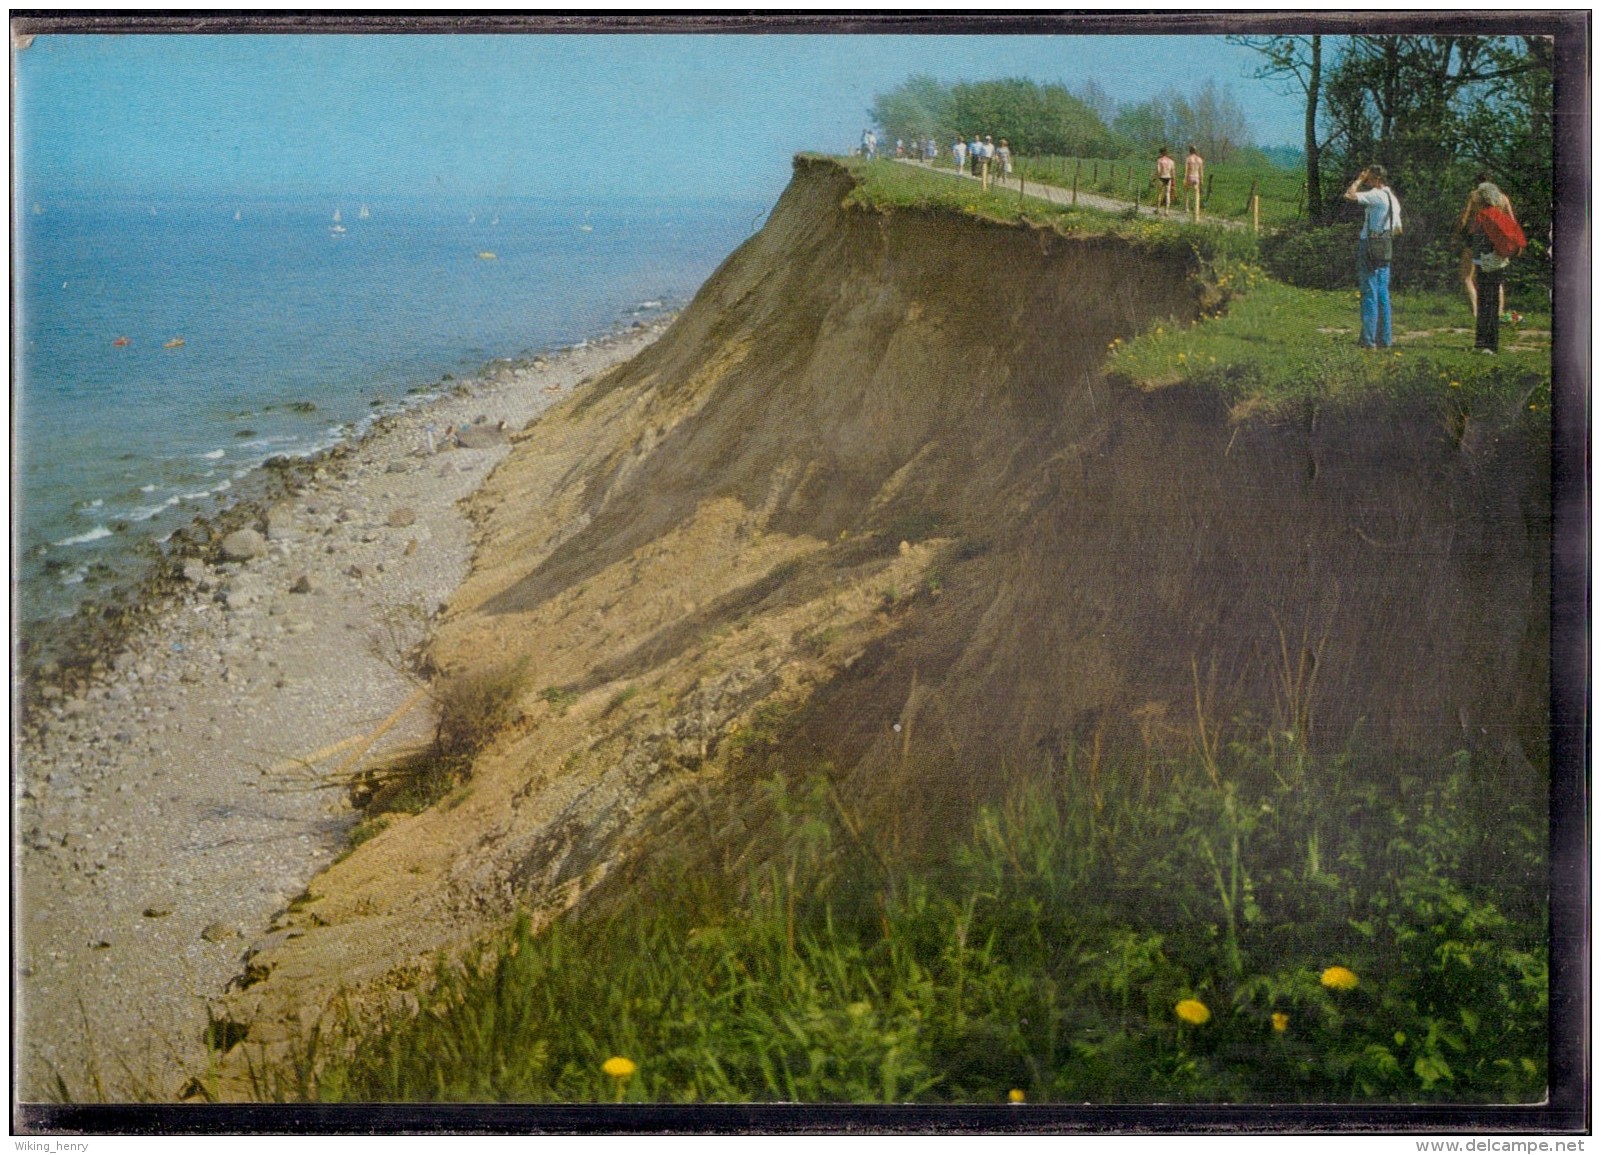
[112,336,130,347]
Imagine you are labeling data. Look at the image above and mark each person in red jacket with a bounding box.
[1462,179,1523,354]
[1455,171,1518,322]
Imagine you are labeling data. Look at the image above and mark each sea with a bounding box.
[15,192,767,643]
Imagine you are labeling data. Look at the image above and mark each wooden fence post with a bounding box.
[1072,165,1079,207]
[1252,193,1260,234]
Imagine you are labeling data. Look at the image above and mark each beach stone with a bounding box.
[386,508,418,529]
[220,529,267,562]
[223,590,256,611]
[143,906,172,919]
[386,461,411,475]
[264,506,301,542]
[181,558,211,586]
[454,424,507,449]
[289,574,320,595]
[201,922,240,943]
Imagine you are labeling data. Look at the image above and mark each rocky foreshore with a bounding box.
[14,320,669,1102]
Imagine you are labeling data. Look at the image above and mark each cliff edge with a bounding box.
[213,156,1549,1079]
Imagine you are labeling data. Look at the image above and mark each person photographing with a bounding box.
[1343,165,1402,350]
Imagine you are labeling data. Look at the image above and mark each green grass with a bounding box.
[1007,155,1307,227]
[829,157,1258,268]
[1107,272,1552,419]
[266,724,1546,1105]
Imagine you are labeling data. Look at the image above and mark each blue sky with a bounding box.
[15,33,1304,203]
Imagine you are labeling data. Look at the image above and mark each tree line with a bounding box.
[1232,34,1551,289]
[869,75,1255,165]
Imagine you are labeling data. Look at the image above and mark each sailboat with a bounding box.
[331,208,346,235]
[234,208,242,221]
[358,204,370,220]
[579,210,593,233]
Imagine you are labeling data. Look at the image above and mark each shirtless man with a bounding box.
[1153,147,1176,215]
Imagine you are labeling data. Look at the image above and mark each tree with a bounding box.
[1110,83,1251,163]
[948,78,1115,156]
[1321,35,1554,259]
[870,75,953,147]
[1230,34,1330,220]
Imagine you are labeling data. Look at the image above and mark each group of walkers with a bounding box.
[1343,165,1527,354]
[1151,145,1205,217]
[949,135,1012,188]
[857,129,1014,190]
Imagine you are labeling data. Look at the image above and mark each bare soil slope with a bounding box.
[215,157,1548,1080]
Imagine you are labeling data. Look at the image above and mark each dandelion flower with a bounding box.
[1175,998,1211,1025]
[1450,380,1461,388]
[1272,1012,1290,1033]
[602,1056,638,1079]
[1320,965,1359,991]
[1009,1088,1026,1103]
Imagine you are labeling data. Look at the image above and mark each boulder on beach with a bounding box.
[220,529,267,561]
[387,508,418,528]
[181,558,211,586]
[454,424,508,449]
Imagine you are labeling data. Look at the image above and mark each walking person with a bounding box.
[1183,145,1205,218]
[997,139,1012,178]
[1343,165,1402,350]
[952,137,967,174]
[1464,180,1522,354]
[1153,147,1176,216]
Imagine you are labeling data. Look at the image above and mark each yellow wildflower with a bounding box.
[1450,381,1461,388]
[1175,998,1211,1025]
[602,1056,638,1079]
[1009,1088,1026,1103]
[1272,1012,1290,1033]
[1320,965,1359,991]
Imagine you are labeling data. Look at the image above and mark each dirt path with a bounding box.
[14,323,668,1102]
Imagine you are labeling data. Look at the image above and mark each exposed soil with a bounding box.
[182,156,1549,1097]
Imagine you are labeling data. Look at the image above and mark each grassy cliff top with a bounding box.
[806,155,1552,426]
[809,153,1255,268]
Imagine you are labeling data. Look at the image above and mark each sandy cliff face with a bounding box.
[215,157,1548,1072]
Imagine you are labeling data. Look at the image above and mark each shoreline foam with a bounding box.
[16,311,677,724]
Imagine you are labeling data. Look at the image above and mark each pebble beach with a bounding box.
[14,321,667,1102]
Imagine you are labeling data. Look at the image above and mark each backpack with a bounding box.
[1476,205,1526,257]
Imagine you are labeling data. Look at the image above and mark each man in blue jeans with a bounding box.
[1343,165,1403,348]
